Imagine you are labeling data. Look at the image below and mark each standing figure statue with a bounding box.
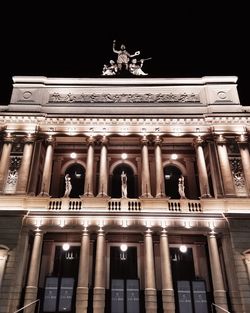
[121,171,127,198]
[113,40,140,71]
[178,175,187,199]
[64,174,72,197]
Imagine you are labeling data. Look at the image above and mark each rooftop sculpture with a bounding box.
[102,40,151,77]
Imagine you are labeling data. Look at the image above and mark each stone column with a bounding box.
[207,232,228,312]
[243,252,250,282]
[24,230,44,313]
[193,137,211,198]
[236,134,250,194]
[93,229,106,313]
[221,234,244,313]
[76,228,90,313]
[50,157,63,197]
[141,136,152,198]
[84,136,95,196]
[184,158,198,199]
[97,136,109,197]
[39,136,55,196]
[144,229,157,313]
[16,135,35,194]
[154,136,166,197]
[215,135,235,196]
[28,141,42,196]
[160,229,175,313]
[0,134,14,192]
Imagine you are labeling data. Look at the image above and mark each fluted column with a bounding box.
[160,229,175,313]
[193,137,211,198]
[93,229,106,313]
[84,136,95,196]
[97,136,109,197]
[144,229,157,313]
[215,135,235,196]
[39,136,55,196]
[207,232,228,312]
[154,136,166,197]
[76,228,90,313]
[236,134,250,194]
[0,134,14,192]
[16,135,35,194]
[141,136,152,198]
[24,230,44,313]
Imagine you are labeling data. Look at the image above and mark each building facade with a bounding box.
[0,76,250,313]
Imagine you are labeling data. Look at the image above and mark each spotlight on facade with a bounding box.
[70,152,77,159]
[121,152,127,160]
[179,245,187,253]
[171,153,178,160]
[62,243,70,251]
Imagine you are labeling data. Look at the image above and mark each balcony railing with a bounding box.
[1,194,250,214]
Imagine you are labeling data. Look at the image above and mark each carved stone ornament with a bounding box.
[230,158,246,192]
[49,92,200,104]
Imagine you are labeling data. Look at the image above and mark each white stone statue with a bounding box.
[178,175,186,199]
[113,40,140,71]
[129,58,149,76]
[121,171,127,198]
[63,174,72,197]
[102,60,118,76]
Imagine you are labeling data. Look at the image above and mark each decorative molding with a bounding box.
[49,92,200,104]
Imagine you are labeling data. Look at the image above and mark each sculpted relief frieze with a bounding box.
[48,92,200,104]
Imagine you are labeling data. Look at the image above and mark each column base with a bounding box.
[96,193,109,198]
[213,290,228,312]
[76,287,89,313]
[155,193,168,198]
[24,286,38,313]
[140,193,153,198]
[162,289,175,313]
[200,193,212,198]
[93,287,105,313]
[81,192,94,197]
[38,192,50,197]
[145,288,157,313]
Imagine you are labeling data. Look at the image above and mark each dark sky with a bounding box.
[0,3,249,106]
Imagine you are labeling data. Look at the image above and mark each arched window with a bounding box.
[111,164,137,198]
[164,165,182,199]
[63,163,85,198]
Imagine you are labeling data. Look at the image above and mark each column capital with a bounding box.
[23,134,36,144]
[214,134,227,145]
[236,133,248,144]
[87,136,95,145]
[141,135,149,145]
[100,135,109,145]
[207,230,217,238]
[3,133,15,143]
[160,228,168,236]
[193,136,205,147]
[154,135,163,146]
[45,135,55,145]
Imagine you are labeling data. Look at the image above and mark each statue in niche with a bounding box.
[63,174,72,197]
[121,171,128,198]
[178,175,187,199]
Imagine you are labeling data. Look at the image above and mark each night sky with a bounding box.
[0,3,249,105]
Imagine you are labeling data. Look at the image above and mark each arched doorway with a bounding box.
[64,163,85,198]
[111,164,137,198]
[164,165,182,199]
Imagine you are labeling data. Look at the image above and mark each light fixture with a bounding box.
[121,152,127,160]
[171,144,178,160]
[70,152,77,159]
[179,244,187,253]
[171,153,178,160]
[120,243,128,261]
[62,243,70,251]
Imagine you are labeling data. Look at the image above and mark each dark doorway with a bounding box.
[64,163,85,198]
[111,164,137,198]
[170,247,195,282]
[164,165,182,199]
[110,246,138,280]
